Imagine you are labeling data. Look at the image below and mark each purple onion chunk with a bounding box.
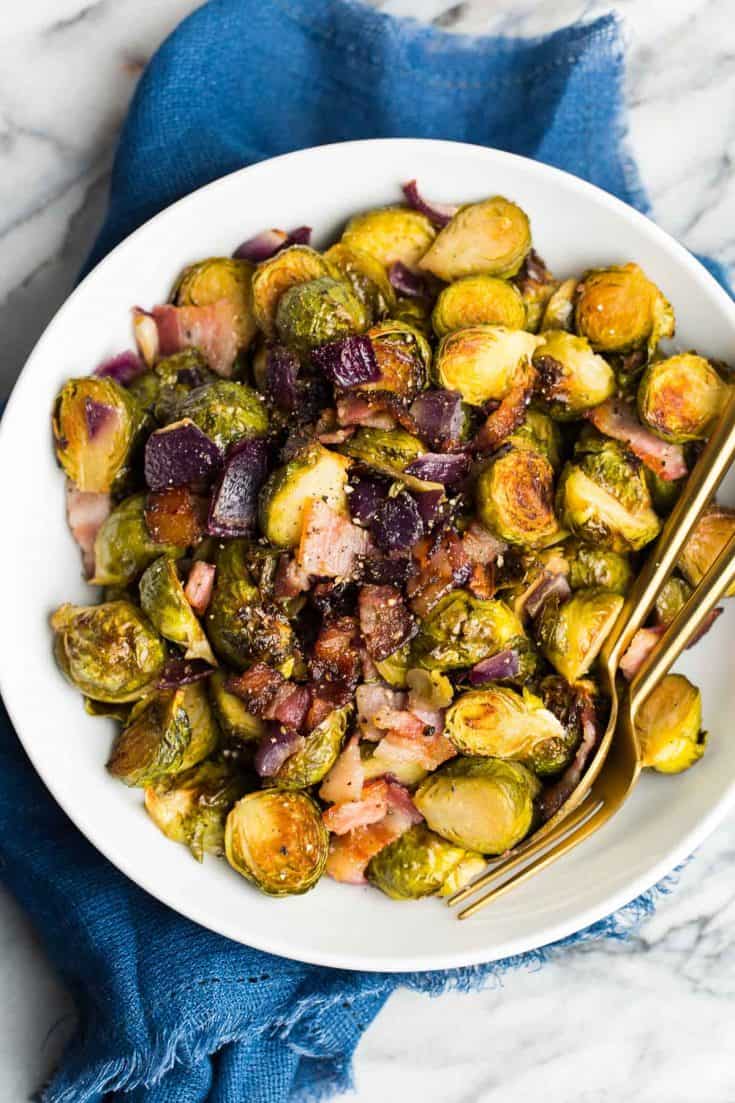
[94,350,145,386]
[404,452,470,488]
[524,573,572,620]
[348,474,390,527]
[402,180,459,227]
[373,491,423,553]
[83,398,116,440]
[254,724,305,778]
[233,225,312,262]
[265,344,299,411]
[158,658,213,689]
[362,555,412,586]
[469,650,521,686]
[144,418,222,491]
[207,438,269,537]
[311,335,380,389]
[388,261,428,299]
[409,389,465,451]
[287,225,312,246]
[412,488,446,530]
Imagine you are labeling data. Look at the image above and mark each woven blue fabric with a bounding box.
[1,2,729,1101]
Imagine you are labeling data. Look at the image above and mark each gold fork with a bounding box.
[450,387,735,918]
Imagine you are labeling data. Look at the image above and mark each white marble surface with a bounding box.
[2,1,735,1100]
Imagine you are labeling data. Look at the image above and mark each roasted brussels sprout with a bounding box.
[476,448,560,549]
[533,330,615,419]
[556,436,661,552]
[91,493,185,586]
[405,668,454,708]
[563,539,632,595]
[275,277,368,354]
[144,760,251,861]
[445,686,577,775]
[341,207,436,269]
[367,824,472,900]
[637,353,727,443]
[107,680,218,787]
[252,245,334,335]
[173,256,258,349]
[174,380,268,452]
[654,576,692,627]
[435,325,541,407]
[259,442,350,547]
[341,427,435,490]
[507,409,564,472]
[130,349,217,425]
[418,197,531,281]
[374,642,411,688]
[412,590,526,672]
[225,790,328,895]
[323,243,396,321]
[644,467,683,516]
[679,505,735,597]
[574,263,674,354]
[208,669,266,741]
[414,756,540,854]
[52,377,141,493]
[391,295,433,336]
[540,277,576,332]
[357,320,431,400]
[437,853,487,898]
[535,588,623,682]
[432,276,526,337]
[52,600,167,703]
[512,250,557,333]
[635,674,705,773]
[268,704,352,789]
[139,556,216,665]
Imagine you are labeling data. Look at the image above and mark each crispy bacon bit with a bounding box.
[136,301,241,378]
[274,553,311,600]
[587,398,688,481]
[468,562,496,599]
[619,626,665,681]
[311,615,362,685]
[318,427,356,445]
[65,483,111,577]
[538,691,600,821]
[407,528,471,618]
[473,361,537,453]
[323,778,390,835]
[372,707,456,771]
[305,680,353,732]
[325,781,422,884]
[144,487,208,546]
[462,521,506,566]
[336,394,396,430]
[358,584,415,661]
[320,734,365,804]
[297,499,370,579]
[183,561,216,616]
[513,248,552,296]
[227,663,285,715]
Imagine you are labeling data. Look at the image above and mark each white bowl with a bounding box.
[1,138,734,973]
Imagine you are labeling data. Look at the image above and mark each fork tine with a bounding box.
[457,800,611,919]
[447,794,598,908]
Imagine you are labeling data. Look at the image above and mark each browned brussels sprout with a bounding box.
[323,243,396,322]
[268,704,352,789]
[391,295,433,336]
[563,539,632,595]
[52,377,141,493]
[574,263,674,354]
[225,790,328,895]
[535,588,623,682]
[357,320,431,400]
[367,824,474,900]
[91,493,185,586]
[259,442,351,548]
[173,256,258,350]
[435,325,541,406]
[418,197,531,281]
[678,504,735,597]
[139,556,216,665]
[174,380,268,452]
[412,590,526,672]
[341,207,436,270]
[512,250,557,332]
[432,276,526,337]
[130,349,217,426]
[252,245,334,335]
[208,669,266,741]
[637,353,727,442]
[476,448,560,549]
[507,409,564,472]
[654,576,692,627]
[144,760,251,861]
[275,277,368,354]
[533,330,615,419]
[540,277,577,332]
[635,674,705,773]
[341,427,437,490]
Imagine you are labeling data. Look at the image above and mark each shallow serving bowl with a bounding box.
[1,138,734,972]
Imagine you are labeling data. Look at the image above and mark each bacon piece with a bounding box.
[311,615,362,685]
[296,499,370,579]
[462,521,506,566]
[318,427,356,445]
[227,663,285,716]
[407,528,471,618]
[135,302,241,378]
[319,734,365,804]
[336,394,396,430]
[473,361,537,453]
[358,584,415,662]
[65,483,111,577]
[274,553,311,600]
[355,683,406,740]
[144,487,208,546]
[538,691,600,822]
[467,562,496,599]
[371,706,456,771]
[323,778,390,835]
[619,626,665,682]
[587,398,687,481]
[325,782,422,884]
[305,680,353,732]
[183,561,216,617]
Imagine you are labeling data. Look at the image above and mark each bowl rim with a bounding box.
[2,137,734,972]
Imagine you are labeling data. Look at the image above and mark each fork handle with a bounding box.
[602,386,735,671]
[630,529,735,713]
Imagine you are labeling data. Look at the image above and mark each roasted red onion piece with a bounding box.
[233,225,312,262]
[372,491,423,553]
[94,350,145,386]
[207,438,269,537]
[404,452,469,487]
[468,650,521,685]
[402,180,458,227]
[144,418,221,490]
[409,389,465,451]
[158,658,213,689]
[538,692,600,821]
[254,724,305,777]
[264,344,299,411]
[388,261,428,298]
[311,335,380,389]
[347,475,390,527]
[524,572,572,620]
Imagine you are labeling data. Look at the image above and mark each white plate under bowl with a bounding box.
[1,139,733,973]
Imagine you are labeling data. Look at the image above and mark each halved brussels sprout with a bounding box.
[637,353,727,442]
[563,539,632,595]
[445,686,575,776]
[374,642,412,688]
[476,448,560,549]
[437,853,487,898]
[341,207,436,270]
[144,760,251,861]
[418,197,531,282]
[174,380,268,452]
[367,824,472,900]
[252,245,334,335]
[432,276,526,337]
[341,427,437,490]
[414,756,540,854]
[91,493,185,586]
[268,704,352,789]
[540,277,577,332]
[412,590,525,672]
[52,377,141,493]
[654,576,692,627]
[574,263,674,354]
[635,673,705,773]
[391,295,433,336]
[324,243,396,322]
[139,556,216,665]
[107,680,218,787]
[173,256,257,349]
[208,669,266,741]
[435,325,542,407]
[84,697,132,721]
[52,600,167,703]
[533,330,615,419]
[507,409,564,472]
[360,741,429,788]
[225,790,328,895]
[405,668,454,709]
[275,276,368,354]
[535,588,623,682]
[678,505,735,597]
[259,442,351,548]
[357,320,431,400]
[644,467,683,516]
[556,437,661,552]
[207,540,295,668]
[131,349,217,425]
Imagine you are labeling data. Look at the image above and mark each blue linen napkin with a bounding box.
[1,2,729,1100]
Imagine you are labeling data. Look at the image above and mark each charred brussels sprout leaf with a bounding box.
[435,325,542,407]
[324,243,396,322]
[130,349,217,425]
[391,295,433,336]
[225,789,328,895]
[533,330,615,419]
[173,256,258,349]
[341,427,437,490]
[507,409,564,472]
[418,197,531,281]
[374,642,412,688]
[535,588,623,682]
[268,704,352,789]
[107,680,218,787]
[654,576,692,627]
[139,556,216,665]
[367,824,472,900]
[252,245,334,335]
[358,320,431,400]
[91,493,185,586]
[635,674,705,773]
[540,277,577,332]
[275,277,368,354]
[432,276,526,336]
[476,448,560,549]
[208,668,266,741]
[412,591,526,672]
[414,756,540,854]
[637,353,727,442]
[144,760,251,861]
[174,380,268,452]
[678,505,735,597]
[52,377,141,493]
[259,442,350,548]
[341,207,436,270]
[52,600,166,703]
[563,539,632,595]
[574,263,674,354]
